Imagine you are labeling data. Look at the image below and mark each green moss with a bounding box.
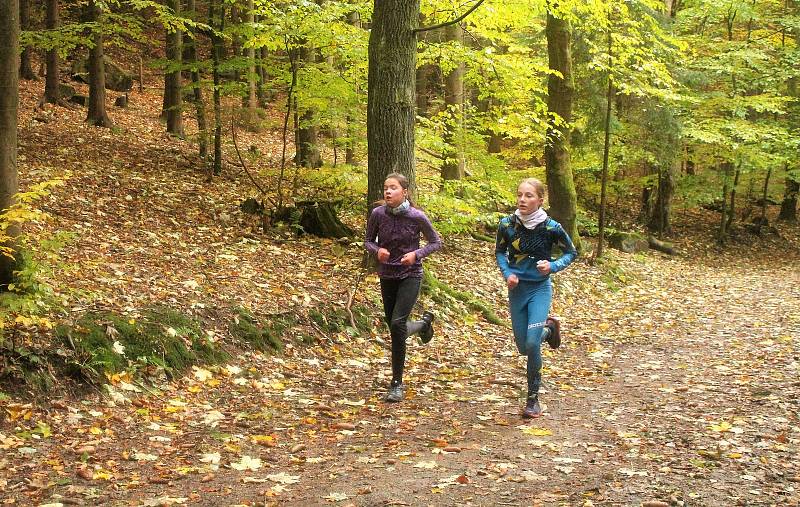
[228,308,284,353]
[56,306,229,382]
[422,270,504,326]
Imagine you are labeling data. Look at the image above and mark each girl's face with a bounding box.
[517,182,543,214]
[384,177,407,207]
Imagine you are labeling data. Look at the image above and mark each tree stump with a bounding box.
[608,231,649,253]
[295,200,353,239]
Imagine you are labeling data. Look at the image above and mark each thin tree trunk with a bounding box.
[718,162,732,243]
[544,9,580,249]
[210,0,224,176]
[18,0,37,81]
[345,10,361,165]
[186,0,207,160]
[295,44,322,168]
[246,0,258,112]
[594,30,613,262]
[441,21,465,181]
[164,0,183,136]
[758,167,771,227]
[86,0,112,127]
[0,0,20,286]
[726,163,741,231]
[778,173,798,222]
[44,0,60,103]
[367,0,420,205]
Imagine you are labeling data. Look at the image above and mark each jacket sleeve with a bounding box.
[495,219,512,280]
[549,222,578,273]
[364,209,380,256]
[414,212,442,260]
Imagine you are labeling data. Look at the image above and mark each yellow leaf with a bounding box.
[709,421,732,432]
[250,435,277,446]
[522,427,553,436]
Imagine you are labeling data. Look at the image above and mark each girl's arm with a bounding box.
[364,210,381,255]
[549,224,578,273]
[495,220,512,280]
[414,213,442,260]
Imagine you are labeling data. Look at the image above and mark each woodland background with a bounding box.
[0,0,798,505]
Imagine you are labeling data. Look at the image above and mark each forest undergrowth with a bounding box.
[1,77,799,506]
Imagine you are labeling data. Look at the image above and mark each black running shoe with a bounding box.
[545,316,561,349]
[419,311,435,344]
[385,383,405,403]
[522,395,542,419]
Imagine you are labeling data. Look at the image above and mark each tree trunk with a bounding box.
[367,0,419,205]
[726,162,741,231]
[594,46,613,262]
[210,0,224,176]
[18,0,37,81]
[295,45,322,168]
[646,161,676,236]
[186,0,207,160]
[345,10,361,165]
[718,162,732,243]
[0,0,20,286]
[164,0,183,136]
[86,0,112,127]
[44,0,60,104]
[778,174,798,222]
[246,0,258,112]
[544,10,580,249]
[441,22,465,181]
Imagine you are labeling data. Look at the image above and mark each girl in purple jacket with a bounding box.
[365,173,443,402]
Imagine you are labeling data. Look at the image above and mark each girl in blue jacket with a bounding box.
[495,178,577,418]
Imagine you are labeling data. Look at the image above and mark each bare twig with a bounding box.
[414,0,485,34]
[231,120,276,208]
[346,267,366,329]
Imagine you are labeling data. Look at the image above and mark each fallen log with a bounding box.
[648,236,676,255]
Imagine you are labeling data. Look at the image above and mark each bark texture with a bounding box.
[367,0,420,205]
[0,0,20,286]
[544,10,580,248]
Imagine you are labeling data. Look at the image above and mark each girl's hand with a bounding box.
[507,274,519,289]
[377,248,390,263]
[536,260,551,274]
[400,251,417,265]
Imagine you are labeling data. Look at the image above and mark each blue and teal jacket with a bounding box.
[495,214,578,282]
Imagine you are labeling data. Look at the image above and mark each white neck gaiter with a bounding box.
[514,208,548,230]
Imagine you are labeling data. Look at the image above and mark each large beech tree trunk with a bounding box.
[164,0,183,136]
[544,9,580,248]
[86,0,112,127]
[0,0,20,286]
[441,22,465,180]
[367,0,419,205]
[19,0,37,81]
[44,0,60,103]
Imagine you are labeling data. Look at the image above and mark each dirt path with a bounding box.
[4,238,797,507]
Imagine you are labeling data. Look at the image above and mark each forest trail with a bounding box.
[3,81,800,507]
[2,235,798,506]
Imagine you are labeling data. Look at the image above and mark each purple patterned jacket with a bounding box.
[365,205,442,279]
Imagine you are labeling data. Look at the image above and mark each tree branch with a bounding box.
[413,0,485,34]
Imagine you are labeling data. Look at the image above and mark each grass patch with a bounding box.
[228,308,288,353]
[422,270,504,326]
[309,304,373,336]
[56,306,228,382]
